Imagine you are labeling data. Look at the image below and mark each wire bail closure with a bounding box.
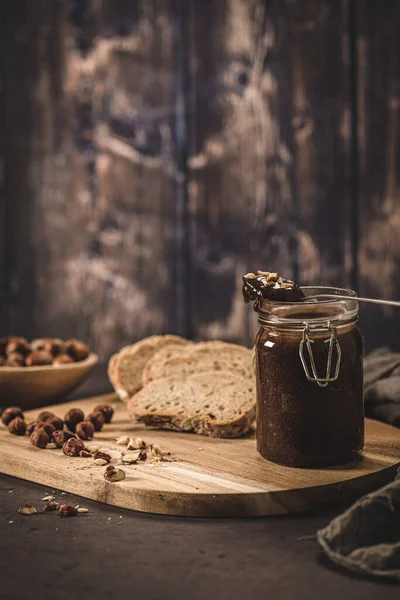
[299,320,341,388]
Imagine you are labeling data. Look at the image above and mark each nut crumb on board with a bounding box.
[43,501,59,512]
[58,504,78,518]
[104,465,126,482]
[18,504,37,515]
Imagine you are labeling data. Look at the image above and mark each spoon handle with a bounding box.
[304,294,400,308]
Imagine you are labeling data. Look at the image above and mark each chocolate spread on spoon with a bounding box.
[242,270,305,307]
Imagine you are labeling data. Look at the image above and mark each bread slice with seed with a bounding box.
[128,371,255,438]
[142,342,195,386]
[150,341,253,383]
[108,335,191,401]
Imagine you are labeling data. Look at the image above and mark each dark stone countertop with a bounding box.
[0,369,399,599]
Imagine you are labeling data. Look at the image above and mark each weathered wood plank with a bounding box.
[356,0,400,351]
[186,0,353,344]
[0,2,7,332]
[2,0,182,358]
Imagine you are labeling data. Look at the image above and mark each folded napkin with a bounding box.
[364,347,400,427]
[317,348,400,580]
[318,474,400,580]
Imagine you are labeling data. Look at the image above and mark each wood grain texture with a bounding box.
[0,394,399,517]
[356,0,400,351]
[186,0,353,344]
[2,0,182,358]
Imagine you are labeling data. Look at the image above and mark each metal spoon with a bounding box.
[303,295,400,308]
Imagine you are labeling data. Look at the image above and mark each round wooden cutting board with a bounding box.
[0,394,399,517]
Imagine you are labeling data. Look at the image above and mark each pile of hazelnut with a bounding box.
[0,336,91,368]
[1,403,114,456]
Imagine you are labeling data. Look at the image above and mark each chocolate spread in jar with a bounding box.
[243,271,364,467]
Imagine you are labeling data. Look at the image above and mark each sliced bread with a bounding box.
[128,370,255,438]
[108,335,191,401]
[150,341,253,383]
[142,342,195,386]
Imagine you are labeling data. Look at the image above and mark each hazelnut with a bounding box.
[25,350,53,366]
[31,338,64,356]
[64,408,84,432]
[79,449,92,458]
[26,420,38,436]
[43,501,59,512]
[6,337,31,356]
[52,429,75,448]
[93,451,112,463]
[36,421,55,437]
[65,339,90,361]
[30,427,50,449]
[127,436,146,450]
[47,416,64,430]
[52,354,74,365]
[62,437,85,457]
[75,421,95,441]
[87,411,105,432]
[104,465,126,482]
[93,403,114,424]
[18,503,37,515]
[4,352,26,367]
[37,410,55,422]
[1,406,24,426]
[58,504,78,518]
[8,417,27,436]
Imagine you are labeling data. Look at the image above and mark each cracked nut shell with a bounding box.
[104,465,126,482]
[58,504,78,517]
[52,429,75,448]
[93,451,112,463]
[62,437,85,457]
[18,503,37,515]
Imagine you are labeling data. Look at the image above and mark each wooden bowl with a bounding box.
[0,353,98,408]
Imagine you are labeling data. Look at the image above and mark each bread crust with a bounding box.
[108,335,190,401]
[128,371,255,438]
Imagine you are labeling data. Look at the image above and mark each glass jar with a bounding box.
[255,287,364,467]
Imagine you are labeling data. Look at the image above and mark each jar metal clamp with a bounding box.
[299,320,342,388]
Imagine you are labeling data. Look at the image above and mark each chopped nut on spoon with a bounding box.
[242,270,305,305]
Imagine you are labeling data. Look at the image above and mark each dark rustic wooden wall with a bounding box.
[1,0,399,363]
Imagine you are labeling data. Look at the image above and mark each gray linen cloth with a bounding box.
[317,348,400,580]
